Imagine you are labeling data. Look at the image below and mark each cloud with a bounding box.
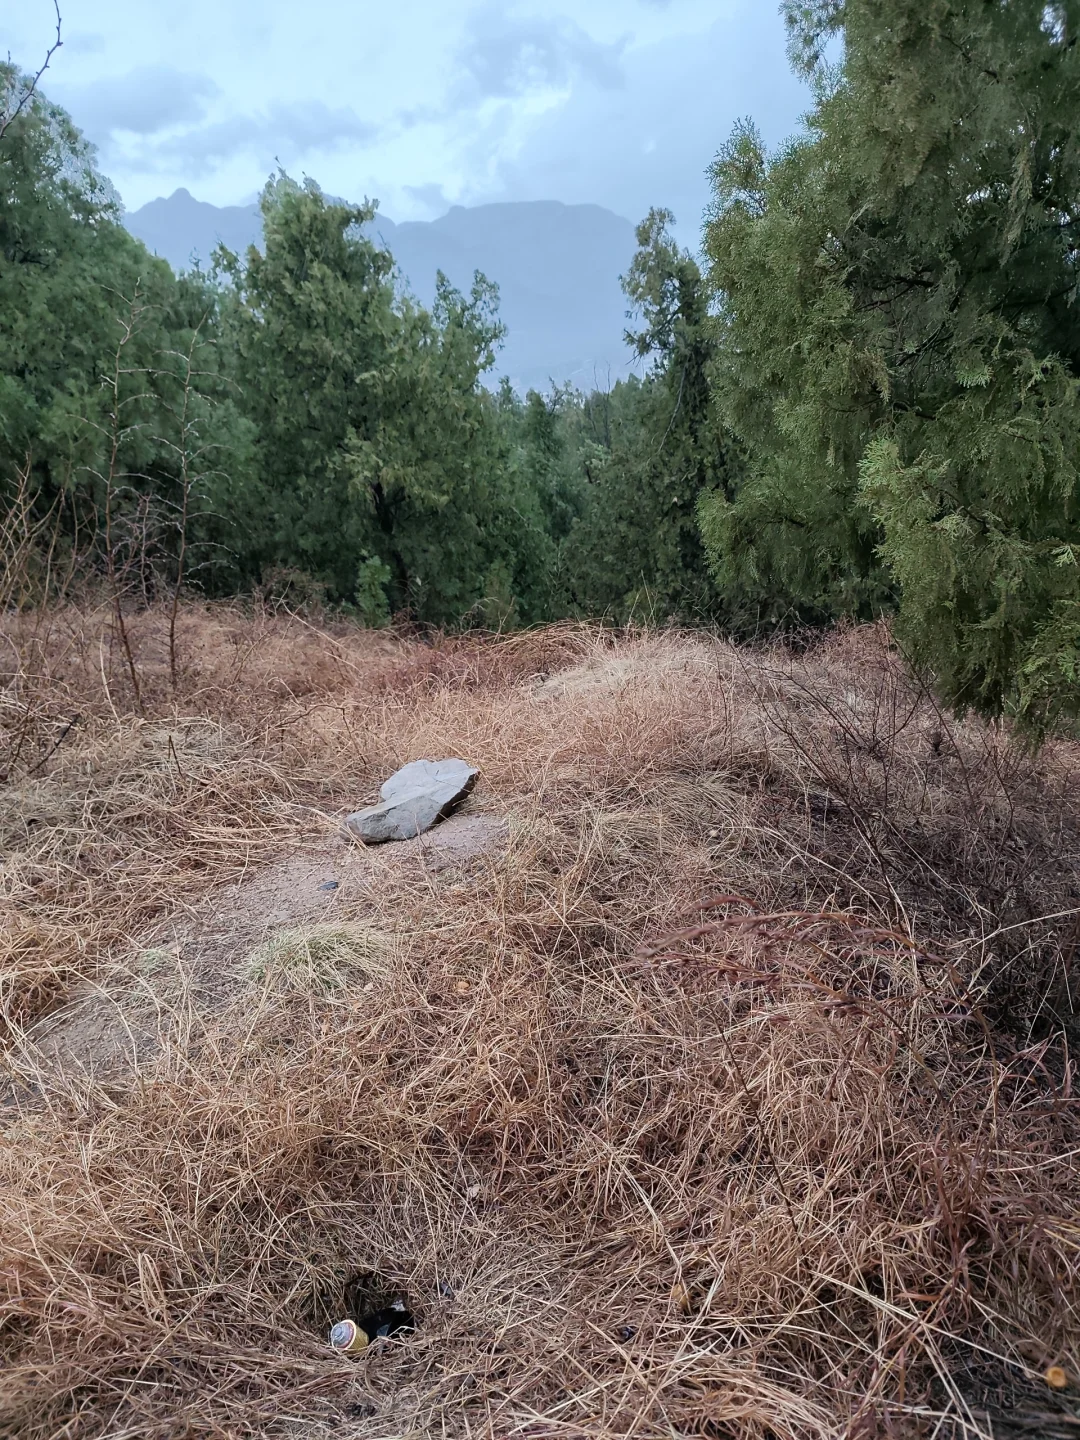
[403,181,452,214]
[55,65,375,180]
[458,6,626,99]
[64,31,107,55]
[111,100,380,178]
[58,65,219,138]
[458,6,808,244]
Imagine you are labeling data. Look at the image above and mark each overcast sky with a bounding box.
[5,0,808,236]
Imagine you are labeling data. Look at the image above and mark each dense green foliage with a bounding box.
[703,1,1080,730]
[565,209,725,622]
[0,78,717,628]
[0,64,246,596]
[214,176,563,625]
[4,4,1080,730]
[489,209,726,625]
[0,84,565,626]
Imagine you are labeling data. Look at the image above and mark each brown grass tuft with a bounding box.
[1,605,1078,1438]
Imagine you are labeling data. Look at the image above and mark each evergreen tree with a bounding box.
[567,209,724,621]
[701,120,894,627]
[703,2,1080,729]
[0,67,248,600]
[216,176,554,625]
[491,381,582,620]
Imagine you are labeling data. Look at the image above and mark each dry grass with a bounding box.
[1,603,1079,1438]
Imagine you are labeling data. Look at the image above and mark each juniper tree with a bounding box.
[216,175,559,625]
[703,1,1080,730]
[0,68,248,600]
[567,209,725,621]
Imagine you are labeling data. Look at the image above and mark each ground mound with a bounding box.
[1,604,1078,1438]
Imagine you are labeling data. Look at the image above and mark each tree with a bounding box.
[703,1,1080,730]
[0,1,62,141]
[491,382,587,619]
[217,175,554,625]
[567,209,725,621]
[0,66,247,609]
[700,121,894,628]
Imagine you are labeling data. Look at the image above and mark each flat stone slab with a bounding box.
[345,758,479,844]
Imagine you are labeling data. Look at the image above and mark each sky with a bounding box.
[4,0,809,238]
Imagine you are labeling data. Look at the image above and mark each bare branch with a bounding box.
[0,2,62,141]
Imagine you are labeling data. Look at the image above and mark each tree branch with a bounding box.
[0,2,62,141]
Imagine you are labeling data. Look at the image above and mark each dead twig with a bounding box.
[0,2,62,140]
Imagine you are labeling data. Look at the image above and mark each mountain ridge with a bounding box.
[123,189,641,393]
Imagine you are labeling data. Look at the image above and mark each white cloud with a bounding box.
[108,99,380,177]
[458,5,626,99]
[459,6,808,242]
[65,31,107,55]
[56,65,219,138]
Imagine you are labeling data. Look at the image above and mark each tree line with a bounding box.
[2,0,1078,732]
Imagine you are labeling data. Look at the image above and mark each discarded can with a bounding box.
[329,1298,415,1354]
[329,1318,370,1353]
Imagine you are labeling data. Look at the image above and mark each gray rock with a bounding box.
[345,759,479,844]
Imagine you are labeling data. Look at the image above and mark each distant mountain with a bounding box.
[123,189,640,393]
[124,189,262,271]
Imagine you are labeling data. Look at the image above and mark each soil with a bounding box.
[15,811,508,1092]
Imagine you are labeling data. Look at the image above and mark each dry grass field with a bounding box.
[1,600,1079,1438]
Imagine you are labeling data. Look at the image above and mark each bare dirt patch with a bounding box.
[23,810,510,1085]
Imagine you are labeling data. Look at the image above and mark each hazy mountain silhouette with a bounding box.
[123,189,640,393]
[123,189,262,270]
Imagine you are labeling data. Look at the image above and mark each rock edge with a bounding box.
[345,758,479,844]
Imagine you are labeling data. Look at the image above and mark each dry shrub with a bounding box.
[0,604,1078,1438]
[732,624,1080,1039]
